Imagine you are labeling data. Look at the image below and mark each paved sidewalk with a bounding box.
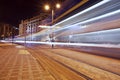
[0,43,54,80]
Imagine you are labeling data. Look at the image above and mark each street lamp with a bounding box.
[56,3,61,9]
[44,5,50,10]
[44,3,61,48]
[44,3,61,24]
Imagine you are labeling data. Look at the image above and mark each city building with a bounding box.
[19,14,49,36]
[0,23,18,40]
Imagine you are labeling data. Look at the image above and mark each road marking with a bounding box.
[18,50,30,54]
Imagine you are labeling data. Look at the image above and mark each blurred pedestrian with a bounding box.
[51,38,55,48]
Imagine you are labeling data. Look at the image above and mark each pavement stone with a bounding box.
[0,43,54,80]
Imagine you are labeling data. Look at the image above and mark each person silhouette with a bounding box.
[51,38,55,48]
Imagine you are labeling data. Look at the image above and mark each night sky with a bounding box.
[0,0,100,27]
[0,0,65,27]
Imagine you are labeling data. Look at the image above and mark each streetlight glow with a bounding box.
[56,3,61,9]
[44,3,61,48]
[44,5,50,10]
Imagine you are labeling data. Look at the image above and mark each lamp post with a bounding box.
[44,3,61,48]
[44,3,61,24]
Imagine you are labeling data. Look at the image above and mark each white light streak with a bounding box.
[56,9,120,31]
[80,9,120,25]
[0,40,12,43]
[53,0,111,27]
[38,25,51,28]
[12,40,120,48]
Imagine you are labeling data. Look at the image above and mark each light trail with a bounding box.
[55,9,120,32]
[8,40,120,49]
[52,0,111,28]
[3,0,120,47]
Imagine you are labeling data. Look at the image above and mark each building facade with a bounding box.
[0,23,18,40]
[19,14,49,36]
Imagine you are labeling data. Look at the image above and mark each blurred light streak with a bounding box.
[53,0,111,28]
[13,40,120,48]
[12,28,120,48]
[0,40,12,42]
[55,9,120,31]
[38,25,51,28]
[80,9,120,25]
